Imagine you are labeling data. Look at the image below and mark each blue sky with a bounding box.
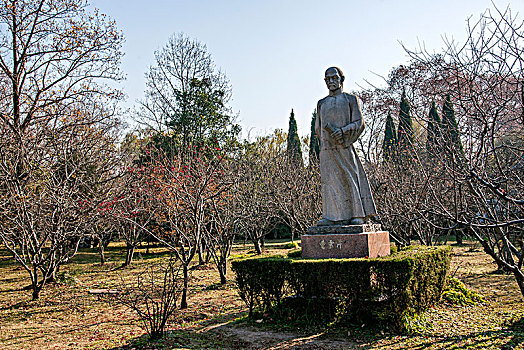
[90,0,524,139]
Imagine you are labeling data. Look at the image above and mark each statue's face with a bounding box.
[325,69,341,91]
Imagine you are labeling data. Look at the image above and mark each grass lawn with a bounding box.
[0,240,522,349]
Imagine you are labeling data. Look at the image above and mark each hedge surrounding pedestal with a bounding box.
[231,245,451,331]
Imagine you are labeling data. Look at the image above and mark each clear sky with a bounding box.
[90,0,524,139]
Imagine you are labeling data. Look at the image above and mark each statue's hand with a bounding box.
[332,128,344,144]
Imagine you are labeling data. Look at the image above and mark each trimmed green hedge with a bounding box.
[231,245,451,331]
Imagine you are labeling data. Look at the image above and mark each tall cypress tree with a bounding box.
[287,109,303,166]
[382,111,397,162]
[397,90,415,157]
[426,100,442,157]
[442,94,464,160]
[442,94,465,244]
[309,109,320,163]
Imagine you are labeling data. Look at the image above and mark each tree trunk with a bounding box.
[514,270,524,297]
[218,262,227,285]
[253,238,263,255]
[198,241,205,266]
[180,264,188,309]
[32,286,41,301]
[30,273,41,300]
[98,244,106,265]
[205,247,212,264]
[124,244,135,267]
[50,264,59,283]
[456,229,463,245]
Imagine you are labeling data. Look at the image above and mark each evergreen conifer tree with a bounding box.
[397,91,415,157]
[382,111,397,162]
[309,109,320,162]
[287,109,303,166]
[426,100,442,157]
[442,94,464,160]
[442,95,465,243]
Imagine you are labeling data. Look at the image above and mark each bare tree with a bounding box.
[236,134,286,254]
[205,161,240,284]
[87,220,115,266]
[270,151,321,242]
[137,32,239,150]
[0,100,122,299]
[140,145,232,308]
[123,32,243,305]
[404,6,524,294]
[112,165,157,267]
[107,258,183,340]
[355,55,467,247]
[0,0,123,299]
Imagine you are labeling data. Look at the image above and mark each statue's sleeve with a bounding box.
[315,102,321,142]
[341,95,365,143]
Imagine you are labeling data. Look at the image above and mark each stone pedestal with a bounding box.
[301,224,390,259]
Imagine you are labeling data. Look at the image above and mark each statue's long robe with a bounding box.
[315,92,376,221]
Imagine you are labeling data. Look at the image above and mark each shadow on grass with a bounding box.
[349,321,524,350]
[106,310,250,350]
[70,249,125,265]
[137,250,173,260]
[203,282,230,291]
[0,304,65,324]
[0,300,29,310]
[3,318,137,348]
[386,328,522,350]
[130,313,523,350]
[0,255,18,269]
[0,288,25,294]
[109,331,250,350]
[70,247,173,267]
[0,276,27,293]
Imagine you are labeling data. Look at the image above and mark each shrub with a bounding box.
[106,258,183,340]
[283,241,299,249]
[231,245,451,331]
[56,272,80,286]
[232,255,290,316]
[287,249,301,258]
[442,276,485,306]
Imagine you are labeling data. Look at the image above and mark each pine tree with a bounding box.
[442,94,464,160]
[397,91,415,157]
[287,109,303,166]
[442,95,464,244]
[309,109,320,162]
[382,111,397,162]
[426,100,442,157]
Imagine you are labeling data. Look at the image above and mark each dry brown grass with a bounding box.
[0,241,523,350]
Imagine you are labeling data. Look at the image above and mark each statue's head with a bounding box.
[324,67,344,92]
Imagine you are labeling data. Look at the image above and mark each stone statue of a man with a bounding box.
[315,67,377,226]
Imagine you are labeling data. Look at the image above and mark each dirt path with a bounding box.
[203,323,361,350]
